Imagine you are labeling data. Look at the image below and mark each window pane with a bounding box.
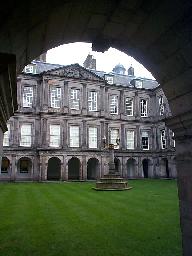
[23,87,33,107]
[50,125,60,147]
[141,131,149,150]
[50,87,61,108]
[125,98,133,116]
[3,124,10,146]
[140,99,148,117]
[89,127,97,148]
[127,130,134,149]
[110,95,118,114]
[161,129,166,149]
[70,126,79,147]
[110,129,119,149]
[88,91,97,111]
[70,88,80,110]
[20,124,32,147]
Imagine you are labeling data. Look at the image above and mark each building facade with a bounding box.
[0,61,176,181]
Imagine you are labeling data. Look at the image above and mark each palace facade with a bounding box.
[0,59,176,181]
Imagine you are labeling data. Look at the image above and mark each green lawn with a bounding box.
[0,180,182,256]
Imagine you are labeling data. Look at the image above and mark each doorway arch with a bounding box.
[1,157,10,174]
[142,159,150,178]
[127,158,136,179]
[87,158,99,180]
[18,157,32,174]
[68,157,80,180]
[47,157,61,180]
[114,157,120,173]
[161,158,169,178]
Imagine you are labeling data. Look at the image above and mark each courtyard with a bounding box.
[0,180,181,256]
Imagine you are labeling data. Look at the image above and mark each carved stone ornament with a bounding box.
[45,64,103,82]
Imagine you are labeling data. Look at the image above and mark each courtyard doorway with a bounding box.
[47,157,61,180]
[114,158,120,173]
[127,158,136,178]
[161,158,169,178]
[1,157,10,174]
[18,157,32,174]
[87,158,99,180]
[142,159,149,178]
[68,157,80,180]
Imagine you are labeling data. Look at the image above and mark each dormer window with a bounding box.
[24,65,36,74]
[105,75,114,85]
[135,80,143,88]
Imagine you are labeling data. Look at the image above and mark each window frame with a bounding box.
[110,128,120,149]
[125,97,133,116]
[69,126,80,148]
[3,124,10,147]
[50,86,62,109]
[110,95,119,115]
[141,131,149,150]
[140,99,148,117]
[88,91,98,112]
[22,86,34,108]
[88,127,98,149]
[70,88,80,110]
[20,123,32,147]
[126,130,135,149]
[49,124,61,148]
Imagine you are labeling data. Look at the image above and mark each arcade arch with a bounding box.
[47,157,61,180]
[87,158,99,180]
[68,157,80,180]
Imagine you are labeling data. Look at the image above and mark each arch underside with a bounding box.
[0,1,192,255]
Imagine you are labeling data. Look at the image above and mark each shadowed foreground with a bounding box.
[0,180,182,256]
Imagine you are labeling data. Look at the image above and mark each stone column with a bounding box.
[0,127,3,168]
[63,81,69,113]
[82,83,87,115]
[82,156,87,180]
[121,124,125,150]
[82,120,87,149]
[100,85,105,116]
[166,114,192,256]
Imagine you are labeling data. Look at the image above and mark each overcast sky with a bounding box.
[46,42,154,79]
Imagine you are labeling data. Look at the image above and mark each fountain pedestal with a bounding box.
[94,146,132,191]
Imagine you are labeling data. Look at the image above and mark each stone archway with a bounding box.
[47,157,61,180]
[0,2,192,254]
[87,158,99,180]
[142,159,150,178]
[127,158,136,179]
[68,157,80,180]
[160,158,169,178]
[114,157,121,173]
[1,157,10,174]
[17,157,32,174]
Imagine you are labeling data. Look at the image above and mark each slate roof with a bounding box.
[24,61,159,89]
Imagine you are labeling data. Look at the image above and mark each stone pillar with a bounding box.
[82,156,87,180]
[0,127,3,168]
[100,86,105,116]
[82,120,87,149]
[63,119,68,149]
[166,114,192,256]
[82,83,87,115]
[63,81,69,113]
[60,160,65,181]
[121,124,125,150]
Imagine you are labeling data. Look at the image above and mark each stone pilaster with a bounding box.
[100,86,105,116]
[82,83,87,115]
[166,113,192,256]
[63,81,69,113]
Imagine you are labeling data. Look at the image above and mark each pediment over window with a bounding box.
[44,64,103,82]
